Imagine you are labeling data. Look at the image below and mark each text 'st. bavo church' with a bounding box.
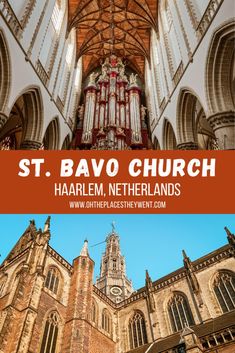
[0,0,234,150]
[0,218,235,353]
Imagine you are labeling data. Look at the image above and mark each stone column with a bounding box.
[208,111,235,150]
[177,142,199,150]
[20,140,42,150]
[0,113,8,130]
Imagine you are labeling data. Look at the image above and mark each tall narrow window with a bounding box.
[214,272,235,313]
[0,276,7,297]
[162,0,181,72]
[45,268,60,295]
[129,312,148,349]
[102,309,112,334]
[52,0,63,33]
[168,293,195,332]
[113,259,117,270]
[38,0,65,71]
[40,312,59,353]
[91,300,98,324]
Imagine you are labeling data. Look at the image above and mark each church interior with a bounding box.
[0,0,234,150]
[0,218,234,353]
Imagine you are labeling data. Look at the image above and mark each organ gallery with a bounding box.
[74,56,149,150]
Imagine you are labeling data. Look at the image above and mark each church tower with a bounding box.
[96,223,133,303]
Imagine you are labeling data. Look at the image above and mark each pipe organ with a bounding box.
[75,55,149,150]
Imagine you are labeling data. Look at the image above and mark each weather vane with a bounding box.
[111,221,116,232]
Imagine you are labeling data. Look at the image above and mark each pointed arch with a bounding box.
[0,86,44,149]
[44,266,62,296]
[101,308,112,335]
[61,134,71,149]
[212,270,235,314]
[176,88,217,149]
[167,291,195,333]
[91,298,98,326]
[0,30,11,114]
[39,311,61,353]
[0,274,8,297]
[128,310,148,350]
[42,117,60,150]
[163,119,177,150]
[153,136,161,150]
[206,21,235,114]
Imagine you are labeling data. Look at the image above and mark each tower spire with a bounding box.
[111,221,116,233]
[43,216,51,232]
[225,226,235,248]
[80,239,89,257]
[96,225,133,302]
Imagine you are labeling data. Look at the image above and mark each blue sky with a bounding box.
[0,214,234,289]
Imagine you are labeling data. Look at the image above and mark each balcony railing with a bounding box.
[196,0,224,39]
[35,60,49,86]
[0,0,23,39]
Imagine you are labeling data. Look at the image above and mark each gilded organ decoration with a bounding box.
[75,56,149,150]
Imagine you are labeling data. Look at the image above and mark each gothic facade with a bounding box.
[0,0,234,150]
[0,218,234,353]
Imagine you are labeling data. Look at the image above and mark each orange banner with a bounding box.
[0,151,234,213]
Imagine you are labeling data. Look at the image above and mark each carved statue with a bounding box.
[129,73,138,86]
[97,127,105,135]
[119,67,127,81]
[116,127,125,136]
[100,62,109,80]
[141,105,147,120]
[88,72,98,85]
[77,104,85,120]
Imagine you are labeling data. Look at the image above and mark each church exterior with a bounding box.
[0,218,234,353]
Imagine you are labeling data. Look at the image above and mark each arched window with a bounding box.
[0,275,7,297]
[52,0,64,33]
[113,259,117,270]
[168,293,195,332]
[129,311,148,349]
[45,268,60,295]
[40,312,59,353]
[58,30,76,102]
[162,0,181,73]
[38,0,65,74]
[102,309,112,334]
[214,272,235,313]
[91,300,98,324]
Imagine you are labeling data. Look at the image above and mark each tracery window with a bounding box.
[91,300,98,324]
[168,293,195,332]
[214,272,235,313]
[162,0,181,72]
[40,312,59,353]
[52,0,63,33]
[39,0,65,70]
[129,311,148,349]
[0,276,7,297]
[45,268,60,295]
[102,309,112,334]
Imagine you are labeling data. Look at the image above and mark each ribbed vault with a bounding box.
[68,0,158,77]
